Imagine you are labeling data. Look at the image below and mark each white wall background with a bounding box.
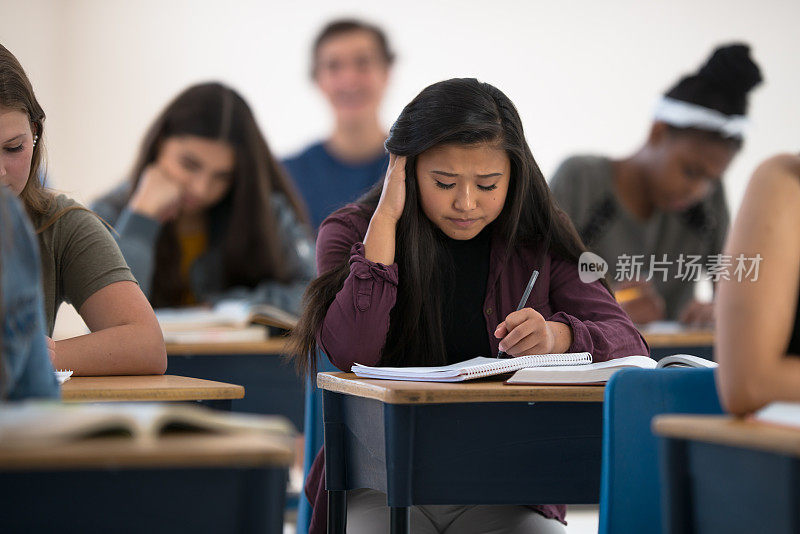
[2,0,798,218]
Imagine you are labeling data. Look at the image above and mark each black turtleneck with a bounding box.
[440,227,492,364]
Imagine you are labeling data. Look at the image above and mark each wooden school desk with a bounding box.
[654,414,800,534]
[319,372,605,534]
[62,374,245,410]
[643,329,714,361]
[165,338,306,429]
[0,432,293,533]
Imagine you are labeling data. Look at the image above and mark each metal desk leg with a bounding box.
[390,506,410,534]
[328,489,347,534]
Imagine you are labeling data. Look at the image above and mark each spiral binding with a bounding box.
[462,352,592,379]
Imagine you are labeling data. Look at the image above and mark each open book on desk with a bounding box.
[155,299,299,343]
[351,353,593,382]
[0,402,295,448]
[506,353,716,385]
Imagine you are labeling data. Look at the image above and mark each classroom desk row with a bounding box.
[7,370,604,534]
[7,325,736,534]
[8,328,711,534]
[160,327,715,432]
[58,327,709,409]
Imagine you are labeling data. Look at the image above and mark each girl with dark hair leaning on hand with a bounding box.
[290,78,648,534]
[92,83,315,313]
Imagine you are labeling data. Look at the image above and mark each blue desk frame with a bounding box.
[167,352,305,430]
[0,466,288,533]
[323,390,603,534]
[661,433,800,533]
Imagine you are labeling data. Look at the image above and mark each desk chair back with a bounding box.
[599,368,722,534]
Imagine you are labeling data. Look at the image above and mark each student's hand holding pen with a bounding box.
[129,164,184,223]
[494,309,573,356]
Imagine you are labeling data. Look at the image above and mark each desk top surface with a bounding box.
[61,375,245,403]
[642,329,714,348]
[0,432,293,471]
[653,414,800,458]
[317,372,605,404]
[166,338,288,355]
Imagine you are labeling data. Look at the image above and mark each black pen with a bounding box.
[497,269,539,359]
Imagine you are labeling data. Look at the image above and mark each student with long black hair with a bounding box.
[291,78,647,534]
[550,43,762,326]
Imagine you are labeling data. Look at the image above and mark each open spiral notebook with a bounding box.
[350,354,712,383]
[351,353,593,382]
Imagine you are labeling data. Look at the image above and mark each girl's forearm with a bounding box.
[720,355,800,415]
[53,325,167,376]
[364,212,398,265]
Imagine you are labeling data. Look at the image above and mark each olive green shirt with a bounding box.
[31,194,137,334]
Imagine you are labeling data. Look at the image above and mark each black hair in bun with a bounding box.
[665,43,763,117]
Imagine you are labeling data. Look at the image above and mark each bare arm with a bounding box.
[716,154,800,415]
[364,154,406,264]
[53,281,167,376]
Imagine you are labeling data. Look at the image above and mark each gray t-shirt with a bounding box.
[550,155,729,319]
[31,194,137,334]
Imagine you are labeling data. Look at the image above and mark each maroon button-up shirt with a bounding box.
[306,204,649,534]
